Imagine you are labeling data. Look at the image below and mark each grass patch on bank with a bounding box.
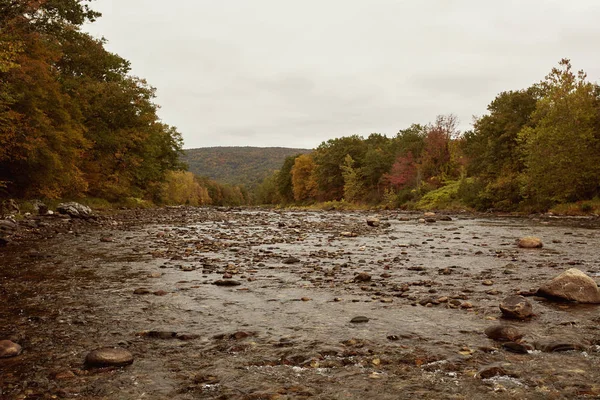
[550,198,600,215]
[415,181,470,211]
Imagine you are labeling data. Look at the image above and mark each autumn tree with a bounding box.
[291,154,318,202]
[385,152,418,190]
[0,0,183,199]
[420,115,459,184]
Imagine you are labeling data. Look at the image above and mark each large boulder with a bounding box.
[57,202,93,219]
[538,268,600,303]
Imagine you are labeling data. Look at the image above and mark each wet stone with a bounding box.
[502,342,530,354]
[484,325,523,342]
[535,340,587,352]
[500,295,534,319]
[145,331,177,339]
[477,362,511,379]
[213,280,241,286]
[350,316,369,323]
[0,340,22,358]
[84,347,133,368]
[366,217,380,227]
[538,268,600,303]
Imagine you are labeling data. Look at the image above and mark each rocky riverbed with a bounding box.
[1,207,600,399]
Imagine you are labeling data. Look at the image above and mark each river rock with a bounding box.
[0,199,19,216]
[32,200,48,215]
[57,202,93,219]
[476,362,511,379]
[499,295,533,319]
[0,219,17,233]
[518,236,543,248]
[84,347,133,367]
[501,342,530,354]
[366,217,380,227]
[213,279,241,286]
[534,340,586,352]
[537,268,600,303]
[0,340,22,358]
[353,272,371,282]
[484,325,523,342]
[146,331,177,339]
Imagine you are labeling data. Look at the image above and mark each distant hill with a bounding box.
[182,147,311,188]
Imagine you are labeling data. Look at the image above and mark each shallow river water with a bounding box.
[1,208,599,399]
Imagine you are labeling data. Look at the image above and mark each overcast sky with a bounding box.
[84,0,600,150]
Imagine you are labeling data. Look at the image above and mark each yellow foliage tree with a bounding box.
[160,171,211,206]
[291,154,317,202]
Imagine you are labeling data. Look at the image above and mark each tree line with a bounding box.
[0,0,184,202]
[257,59,600,212]
[0,0,252,207]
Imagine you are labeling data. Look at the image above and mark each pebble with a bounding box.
[0,340,22,358]
[84,347,134,368]
[350,316,369,323]
[133,288,152,295]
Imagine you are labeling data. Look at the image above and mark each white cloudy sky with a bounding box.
[84,0,600,149]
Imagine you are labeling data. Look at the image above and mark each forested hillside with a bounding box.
[0,0,183,202]
[182,147,311,189]
[257,59,600,213]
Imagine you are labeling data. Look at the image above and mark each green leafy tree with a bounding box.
[519,59,600,206]
[313,135,366,200]
[276,154,300,203]
[340,154,365,202]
